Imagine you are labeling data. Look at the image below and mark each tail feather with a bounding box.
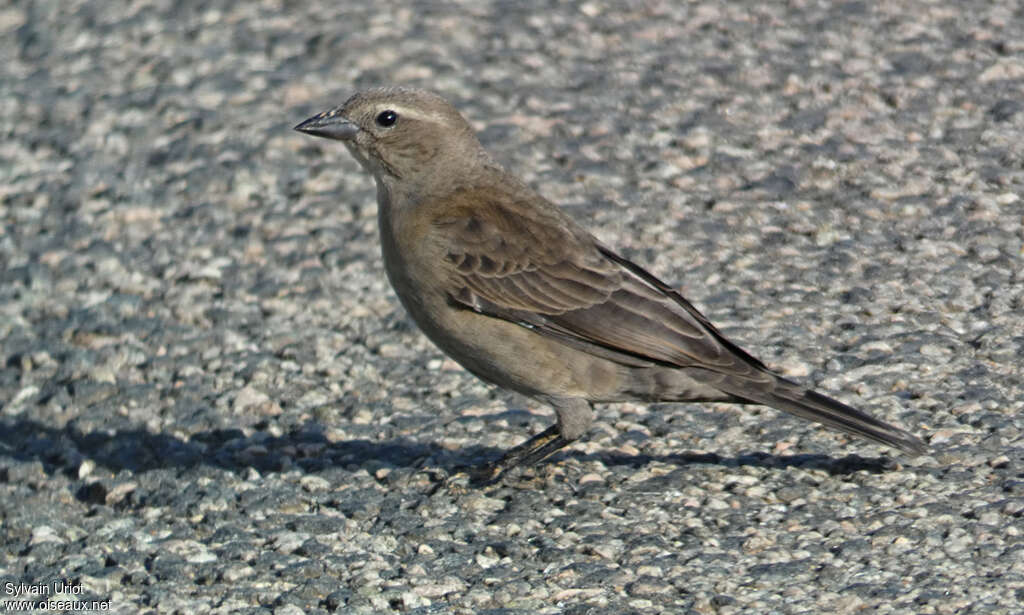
[759,382,927,456]
[623,366,928,455]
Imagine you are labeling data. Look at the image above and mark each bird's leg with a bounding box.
[471,398,593,485]
[433,426,567,493]
[468,425,570,485]
[434,399,593,492]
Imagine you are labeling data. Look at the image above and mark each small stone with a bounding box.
[78,459,96,479]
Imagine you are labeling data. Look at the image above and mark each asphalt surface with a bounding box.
[2,1,1022,613]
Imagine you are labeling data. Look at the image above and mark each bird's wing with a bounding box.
[432,188,771,380]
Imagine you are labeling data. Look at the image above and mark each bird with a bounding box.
[294,86,927,485]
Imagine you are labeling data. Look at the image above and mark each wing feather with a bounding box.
[431,186,766,378]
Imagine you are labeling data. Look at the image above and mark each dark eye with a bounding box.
[376,110,398,127]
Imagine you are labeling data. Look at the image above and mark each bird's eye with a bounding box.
[376,110,398,127]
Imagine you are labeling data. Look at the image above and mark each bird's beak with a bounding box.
[294,111,359,141]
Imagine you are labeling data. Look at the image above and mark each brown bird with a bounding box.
[294,87,926,484]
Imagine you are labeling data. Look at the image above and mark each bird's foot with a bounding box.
[426,425,572,494]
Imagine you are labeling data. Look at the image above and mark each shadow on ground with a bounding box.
[1,416,905,500]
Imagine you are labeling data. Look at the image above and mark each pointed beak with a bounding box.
[294,111,359,141]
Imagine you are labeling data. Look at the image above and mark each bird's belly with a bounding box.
[400,291,621,400]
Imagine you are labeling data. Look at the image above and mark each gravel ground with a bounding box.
[2,1,1023,613]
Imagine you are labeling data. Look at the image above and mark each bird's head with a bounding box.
[295,87,490,194]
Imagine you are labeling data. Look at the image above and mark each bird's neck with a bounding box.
[379,148,497,204]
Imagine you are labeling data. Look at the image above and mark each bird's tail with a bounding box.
[752,378,927,456]
[610,366,926,455]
